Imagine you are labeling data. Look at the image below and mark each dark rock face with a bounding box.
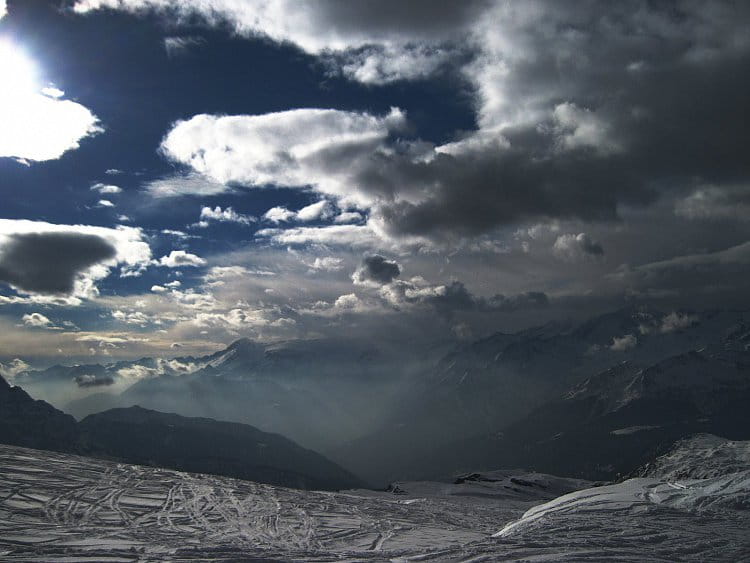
[77,406,365,491]
[0,375,79,452]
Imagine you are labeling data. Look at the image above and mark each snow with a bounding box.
[1,436,749,561]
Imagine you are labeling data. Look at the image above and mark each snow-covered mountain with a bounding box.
[1,434,748,561]
[8,307,750,484]
[333,308,750,483]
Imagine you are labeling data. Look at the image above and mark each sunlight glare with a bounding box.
[0,40,39,100]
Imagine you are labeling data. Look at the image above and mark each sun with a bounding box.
[0,39,39,99]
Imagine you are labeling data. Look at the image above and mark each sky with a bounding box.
[0,0,749,366]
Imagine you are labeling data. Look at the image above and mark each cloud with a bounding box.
[22,312,55,328]
[263,206,296,224]
[75,374,115,387]
[674,184,750,221]
[296,200,334,222]
[308,257,344,272]
[552,233,604,262]
[204,266,275,282]
[157,250,207,268]
[334,211,363,224]
[72,0,750,275]
[74,0,483,83]
[0,221,151,297]
[0,0,6,20]
[380,278,548,316]
[334,293,362,310]
[145,173,230,198]
[97,199,115,208]
[660,312,697,333]
[91,183,122,194]
[159,108,405,200]
[263,201,335,224]
[352,255,401,286]
[164,36,204,57]
[198,206,255,226]
[551,103,621,155]
[0,40,102,162]
[0,358,29,378]
[0,232,117,295]
[609,240,750,297]
[610,334,637,351]
[258,224,381,248]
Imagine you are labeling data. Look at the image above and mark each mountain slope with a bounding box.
[0,375,78,452]
[78,406,364,491]
[426,346,750,481]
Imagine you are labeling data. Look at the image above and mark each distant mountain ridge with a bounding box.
[0,375,364,491]
[6,306,750,485]
[331,307,750,483]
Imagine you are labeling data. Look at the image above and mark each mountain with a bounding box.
[0,375,78,452]
[330,308,750,483]
[0,375,363,491]
[12,306,750,484]
[77,406,364,491]
[421,344,750,481]
[60,337,415,452]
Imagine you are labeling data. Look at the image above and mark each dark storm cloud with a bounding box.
[352,255,402,286]
[300,0,489,38]
[383,279,549,317]
[350,1,750,240]
[0,232,117,295]
[422,282,549,316]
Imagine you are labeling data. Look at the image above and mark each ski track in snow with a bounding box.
[1,443,749,561]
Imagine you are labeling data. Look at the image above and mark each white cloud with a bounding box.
[145,173,229,198]
[0,358,29,378]
[263,206,296,224]
[91,183,122,194]
[610,334,637,351]
[660,312,697,333]
[159,108,406,204]
[97,199,115,208]
[22,312,54,328]
[157,250,207,268]
[164,36,204,57]
[257,225,381,248]
[552,102,621,155]
[204,265,275,281]
[552,233,604,263]
[334,293,361,310]
[198,205,254,225]
[334,211,363,224]
[161,229,194,238]
[0,1,6,20]
[263,200,333,224]
[296,200,334,222]
[308,257,344,272]
[0,40,102,162]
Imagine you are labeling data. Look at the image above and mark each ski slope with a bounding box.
[1,436,749,561]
